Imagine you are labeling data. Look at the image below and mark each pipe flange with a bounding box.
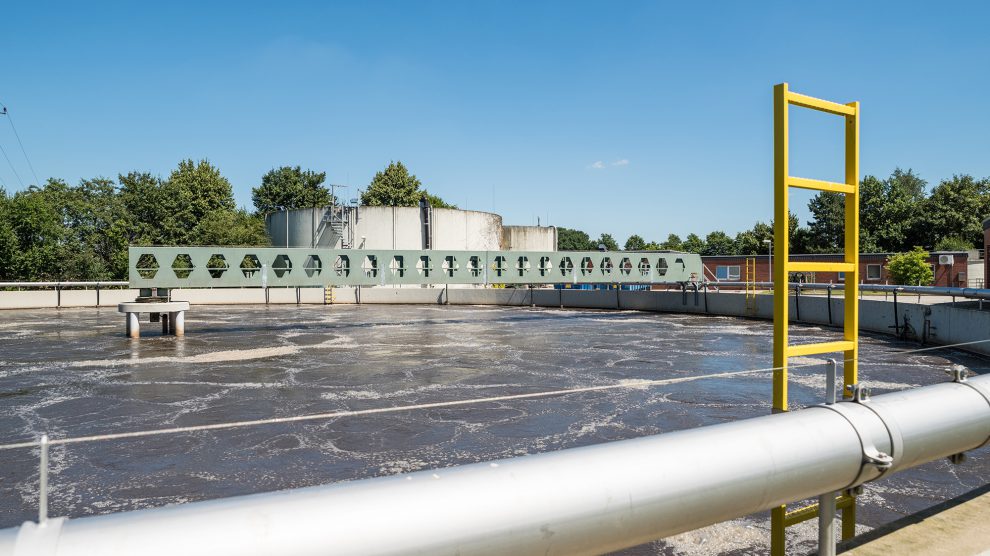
[810,403,893,489]
[951,376,990,449]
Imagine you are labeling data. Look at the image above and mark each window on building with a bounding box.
[837,271,845,281]
[866,264,882,280]
[716,265,741,280]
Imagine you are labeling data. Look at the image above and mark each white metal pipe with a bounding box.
[818,492,836,556]
[711,281,990,300]
[171,311,184,336]
[0,281,128,288]
[38,435,48,524]
[2,375,988,556]
[126,313,140,339]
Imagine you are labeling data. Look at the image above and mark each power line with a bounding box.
[0,138,24,188]
[0,102,41,185]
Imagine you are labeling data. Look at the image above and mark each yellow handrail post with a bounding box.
[844,99,860,400]
[770,83,860,556]
[772,82,789,415]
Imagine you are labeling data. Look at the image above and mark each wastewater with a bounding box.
[1,304,988,555]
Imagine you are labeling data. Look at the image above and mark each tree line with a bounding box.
[559,169,990,255]
[0,159,451,281]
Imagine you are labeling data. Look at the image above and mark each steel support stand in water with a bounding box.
[818,358,838,556]
[5,374,990,556]
[38,434,48,524]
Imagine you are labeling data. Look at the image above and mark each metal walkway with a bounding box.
[128,247,703,289]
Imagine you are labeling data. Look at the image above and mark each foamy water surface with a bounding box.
[1,304,988,555]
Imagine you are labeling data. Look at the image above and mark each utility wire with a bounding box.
[0,139,24,188]
[0,102,41,186]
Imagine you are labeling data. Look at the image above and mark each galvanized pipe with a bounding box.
[713,281,990,300]
[1,375,988,556]
[0,281,129,288]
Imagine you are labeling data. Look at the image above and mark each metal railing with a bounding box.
[0,281,131,308]
[2,370,987,556]
[708,281,990,301]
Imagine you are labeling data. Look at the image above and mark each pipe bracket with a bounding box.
[811,402,894,489]
[950,374,990,449]
[12,517,65,556]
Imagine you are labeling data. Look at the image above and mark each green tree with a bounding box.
[119,171,172,245]
[886,247,934,286]
[807,191,845,252]
[422,191,457,209]
[734,221,773,255]
[624,234,646,251]
[734,231,760,255]
[7,183,68,279]
[661,233,682,251]
[168,159,235,226]
[360,161,453,208]
[860,169,927,252]
[252,166,335,214]
[681,233,705,254]
[643,241,661,250]
[920,175,990,249]
[557,227,595,250]
[63,177,130,279]
[702,230,735,256]
[933,236,973,252]
[191,209,271,246]
[0,189,20,280]
[597,233,619,251]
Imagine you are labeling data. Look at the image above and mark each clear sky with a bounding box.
[1,1,988,243]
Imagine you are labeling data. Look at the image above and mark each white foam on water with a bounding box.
[124,380,276,389]
[68,346,303,367]
[321,390,382,401]
[788,372,920,393]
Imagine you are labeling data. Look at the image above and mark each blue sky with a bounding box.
[1,1,988,243]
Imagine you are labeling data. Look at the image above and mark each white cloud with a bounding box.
[611,159,629,166]
[588,161,605,169]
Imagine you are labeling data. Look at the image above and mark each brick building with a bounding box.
[984,218,990,287]
[702,252,969,287]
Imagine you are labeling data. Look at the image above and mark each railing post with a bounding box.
[39,434,49,523]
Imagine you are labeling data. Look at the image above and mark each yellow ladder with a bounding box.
[771,83,860,555]
[324,286,335,305]
[745,257,757,313]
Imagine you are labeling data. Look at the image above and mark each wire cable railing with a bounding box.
[3,337,988,453]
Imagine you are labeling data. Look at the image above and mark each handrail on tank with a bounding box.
[706,281,990,300]
[0,281,129,288]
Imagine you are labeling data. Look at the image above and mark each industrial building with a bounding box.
[702,251,971,287]
[264,205,556,252]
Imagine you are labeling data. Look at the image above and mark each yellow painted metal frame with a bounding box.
[770,83,860,556]
[745,257,757,312]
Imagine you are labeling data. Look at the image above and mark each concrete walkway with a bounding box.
[840,484,990,555]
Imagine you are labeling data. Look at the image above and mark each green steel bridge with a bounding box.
[128,247,703,289]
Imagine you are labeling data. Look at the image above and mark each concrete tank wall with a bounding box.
[269,206,506,251]
[501,226,557,251]
[266,208,331,249]
[351,206,423,249]
[351,207,502,250]
[431,208,502,251]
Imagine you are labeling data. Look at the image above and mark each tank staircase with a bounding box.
[313,206,350,249]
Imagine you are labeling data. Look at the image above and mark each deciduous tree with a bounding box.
[887,247,934,286]
[252,166,335,214]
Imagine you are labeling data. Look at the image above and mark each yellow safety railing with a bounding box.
[745,257,757,313]
[770,83,860,556]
